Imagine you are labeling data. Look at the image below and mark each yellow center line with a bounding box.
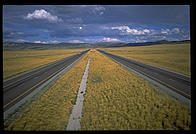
[3,65,66,109]
[125,63,191,99]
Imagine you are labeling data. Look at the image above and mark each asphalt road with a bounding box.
[3,49,89,112]
[97,49,191,100]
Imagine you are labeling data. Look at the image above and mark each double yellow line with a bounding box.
[3,64,67,109]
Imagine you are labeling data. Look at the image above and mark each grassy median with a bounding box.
[101,43,190,75]
[5,51,89,130]
[4,49,191,130]
[3,48,86,79]
[81,49,190,130]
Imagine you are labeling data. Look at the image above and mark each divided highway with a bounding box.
[97,49,191,100]
[3,49,89,112]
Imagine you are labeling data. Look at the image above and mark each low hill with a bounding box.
[3,42,91,50]
[122,40,190,47]
[3,40,190,50]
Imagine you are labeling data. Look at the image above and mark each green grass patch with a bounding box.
[91,74,102,83]
[71,95,78,105]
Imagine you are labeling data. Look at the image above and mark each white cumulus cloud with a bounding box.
[69,40,84,43]
[143,29,150,33]
[111,26,151,35]
[161,29,170,35]
[103,37,120,42]
[172,28,180,34]
[161,28,181,35]
[16,39,28,42]
[93,6,105,15]
[49,40,59,44]
[34,40,42,43]
[34,40,60,44]
[24,9,63,23]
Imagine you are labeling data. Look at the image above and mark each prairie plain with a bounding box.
[3,48,86,79]
[101,43,190,75]
[4,49,191,130]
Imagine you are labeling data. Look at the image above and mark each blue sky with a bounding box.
[3,5,190,43]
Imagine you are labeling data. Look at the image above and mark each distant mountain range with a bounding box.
[3,42,91,50]
[122,40,190,47]
[3,40,190,50]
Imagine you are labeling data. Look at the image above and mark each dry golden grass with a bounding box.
[5,52,90,130]
[4,49,191,130]
[101,43,190,75]
[3,48,86,79]
[80,49,190,130]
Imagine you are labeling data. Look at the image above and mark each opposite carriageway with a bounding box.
[97,49,191,102]
[3,49,90,112]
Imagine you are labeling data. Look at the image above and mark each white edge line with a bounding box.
[100,51,191,110]
[100,50,190,78]
[3,53,86,120]
[3,54,77,83]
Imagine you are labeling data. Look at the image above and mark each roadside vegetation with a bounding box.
[3,48,86,79]
[81,49,190,130]
[101,43,190,75]
[5,51,90,130]
[4,49,191,130]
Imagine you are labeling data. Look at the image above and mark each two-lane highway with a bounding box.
[3,49,89,112]
[97,49,191,100]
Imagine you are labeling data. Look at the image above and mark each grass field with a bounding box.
[81,49,190,130]
[4,49,191,130]
[5,51,90,130]
[3,48,86,80]
[101,43,190,75]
